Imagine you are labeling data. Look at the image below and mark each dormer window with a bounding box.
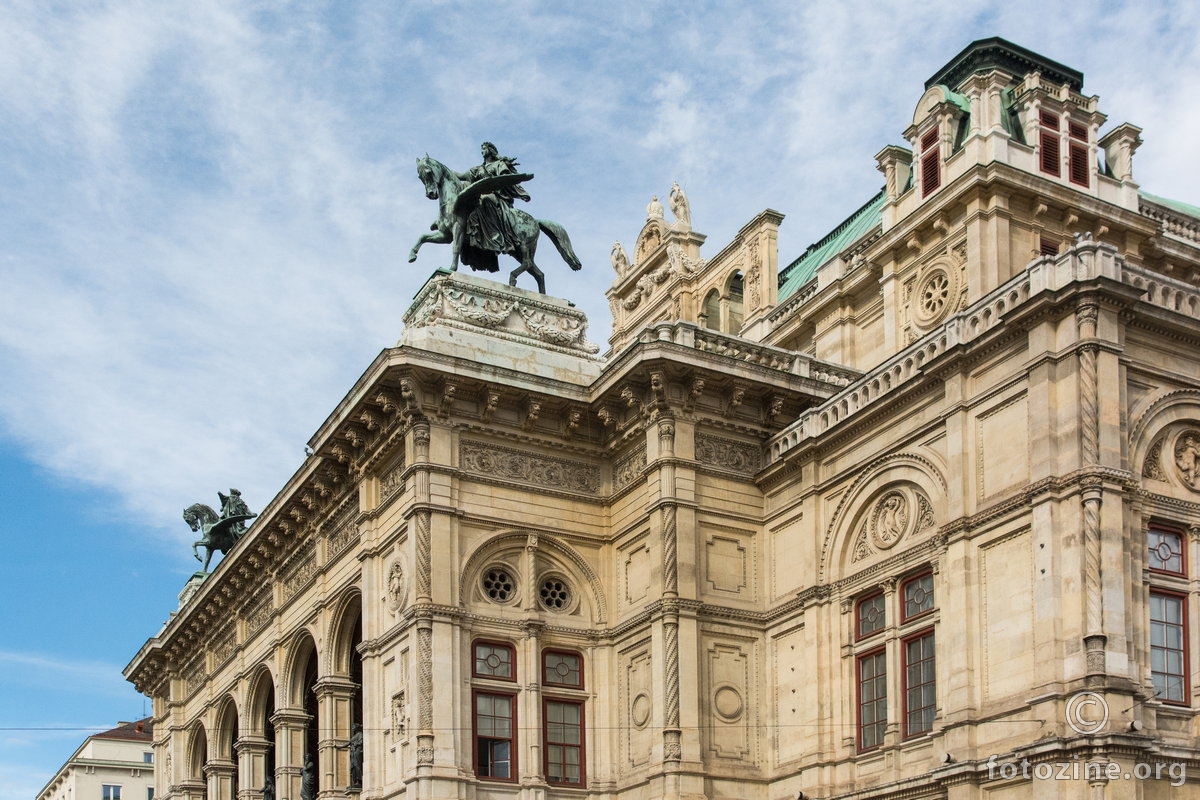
[1039,110,1090,186]
[920,128,940,197]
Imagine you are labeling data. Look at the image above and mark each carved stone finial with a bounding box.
[647,195,664,221]
[611,241,629,276]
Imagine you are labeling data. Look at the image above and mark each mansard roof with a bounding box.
[777,190,884,302]
[926,36,1084,93]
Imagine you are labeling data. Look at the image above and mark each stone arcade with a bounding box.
[127,39,1200,799]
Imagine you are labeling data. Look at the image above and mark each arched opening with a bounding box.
[215,699,239,799]
[302,647,319,788]
[249,671,276,795]
[725,270,744,333]
[702,289,720,330]
[189,723,208,794]
[331,593,365,789]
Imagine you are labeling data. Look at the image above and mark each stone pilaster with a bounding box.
[234,735,271,800]
[270,708,310,800]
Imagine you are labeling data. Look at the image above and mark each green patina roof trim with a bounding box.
[778,190,885,302]
[927,37,1083,93]
[1141,190,1200,220]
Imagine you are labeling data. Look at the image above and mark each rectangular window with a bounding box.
[147,790,154,800]
[102,787,122,800]
[473,641,515,681]
[903,631,936,737]
[1150,591,1188,704]
[543,650,583,688]
[857,649,887,750]
[474,691,516,780]
[143,752,153,764]
[901,573,935,621]
[1039,109,1061,177]
[1068,120,1089,185]
[1039,235,1060,257]
[544,699,585,785]
[856,593,886,639]
[1148,527,1185,576]
[920,128,940,197]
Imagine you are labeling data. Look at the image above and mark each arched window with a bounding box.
[725,271,744,333]
[189,723,208,794]
[702,289,720,330]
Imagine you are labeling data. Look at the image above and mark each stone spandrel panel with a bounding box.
[981,529,1033,702]
[620,535,651,612]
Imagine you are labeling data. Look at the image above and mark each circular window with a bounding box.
[538,577,571,611]
[482,568,516,603]
[913,265,957,328]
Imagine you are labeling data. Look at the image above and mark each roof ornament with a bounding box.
[408,143,582,295]
[183,488,257,572]
[669,181,691,229]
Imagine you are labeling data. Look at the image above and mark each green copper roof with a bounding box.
[927,37,1083,93]
[778,190,885,302]
[1141,190,1200,220]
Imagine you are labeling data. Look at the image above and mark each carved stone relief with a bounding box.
[460,441,601,494]
[386,560,407,614]
[1173,429,1200,490]
[613,445,647,492]
[695,434,761,475]
[1143,436,1166,480]
[851,486,936,563]
[624,648,653,767]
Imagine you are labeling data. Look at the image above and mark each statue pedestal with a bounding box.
[178,571,207,609]
[402,270,601,358]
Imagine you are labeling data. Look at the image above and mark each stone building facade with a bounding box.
[127,38,1200,799]
[37,718,156,800]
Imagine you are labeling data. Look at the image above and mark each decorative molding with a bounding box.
[460,440,601,495]
[281,541,318,602]
[613,445,647,492]
[695,434,761,475]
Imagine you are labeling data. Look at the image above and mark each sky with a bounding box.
[1,1,1198,796]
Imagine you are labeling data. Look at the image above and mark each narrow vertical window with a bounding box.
[1148,527,1185,576]
[1068,121,1089,186]
[544,700,585,785]
[473,691,516,780]
[857,649,887,750]
[1149,591,1188,704]
[903,631,936,736]
[920,128,940,197]
[1039,110,1061,176]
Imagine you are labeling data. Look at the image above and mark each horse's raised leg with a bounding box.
[193,540,203,562]
[409,228,451,263]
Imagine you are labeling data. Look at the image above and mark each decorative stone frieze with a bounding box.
[460,440,601,494]
[695,435,760,475]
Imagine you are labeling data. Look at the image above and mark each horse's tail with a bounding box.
[538,219,583,271]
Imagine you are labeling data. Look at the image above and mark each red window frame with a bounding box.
[900,572,935,623]
[1148,526,1186,577]
[472,689,518,781]
[1149,590,1189,706]
[920,128,940,197]
[1067,120,1089,186]
[472,640,516,682]
[1039,109,1061,177]
[542,649,584,689]
[543,698,586,786]
[856,647,888,751]
[856,592,886,640]
[902,629,936,737]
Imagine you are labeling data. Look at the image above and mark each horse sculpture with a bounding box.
[184,500,256,572]
[408,155,581,294]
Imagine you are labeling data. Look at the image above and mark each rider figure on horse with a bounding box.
[456,142,531,266]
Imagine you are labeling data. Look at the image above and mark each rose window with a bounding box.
[539,577,571,610]
[482,568,515,603]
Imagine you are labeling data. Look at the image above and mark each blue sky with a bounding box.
[2,1,1199,796]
